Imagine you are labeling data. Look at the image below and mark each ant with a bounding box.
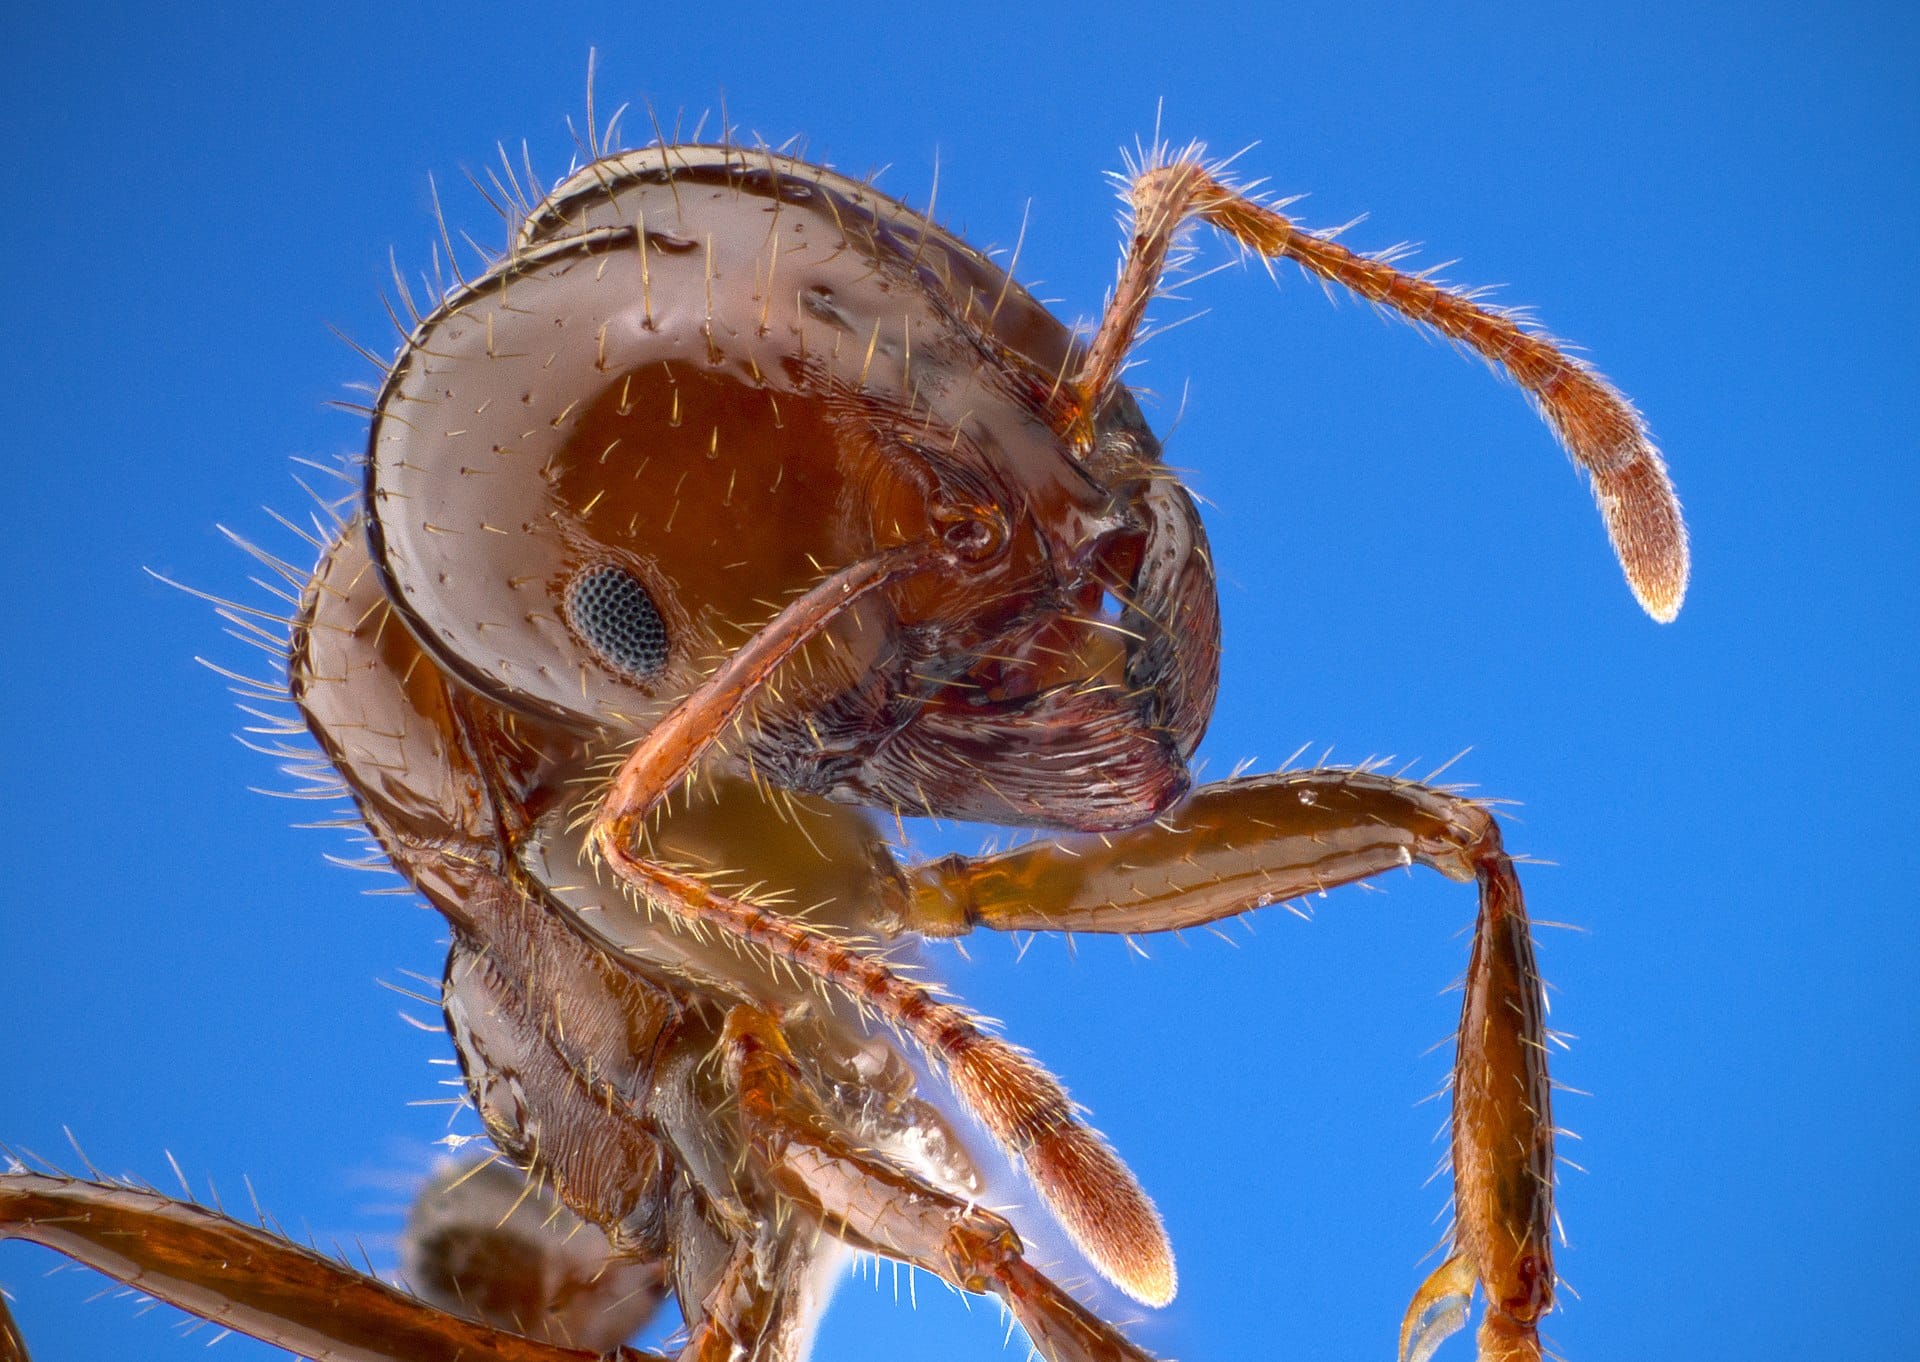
[0,120,1684,1362]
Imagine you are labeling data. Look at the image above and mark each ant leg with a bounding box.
[720,1006,1164,1362]
[588,553,1174,1307]
[904,769,1553,1362]
[672,1214,823,1362]
[906,768,1513,934]
[1,1291,24,1362]
[0,1169,663,1361]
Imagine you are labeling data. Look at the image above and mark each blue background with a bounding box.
[4,3,1914,1360]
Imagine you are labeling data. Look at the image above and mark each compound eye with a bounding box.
[565,565,670,680]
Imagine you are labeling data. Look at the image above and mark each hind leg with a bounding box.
[0,1167,662,1362]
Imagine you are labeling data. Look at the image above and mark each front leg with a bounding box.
[903,769,1555,1362]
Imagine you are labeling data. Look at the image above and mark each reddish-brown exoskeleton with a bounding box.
[0,129,1686,1362]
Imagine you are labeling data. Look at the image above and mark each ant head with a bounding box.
[364,145,1218,830]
